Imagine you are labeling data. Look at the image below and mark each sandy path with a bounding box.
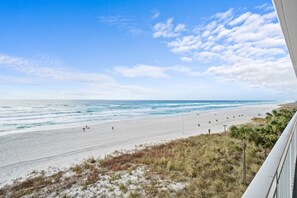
[0,104,279,186]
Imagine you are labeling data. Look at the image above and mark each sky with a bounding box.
[0,0,296,100]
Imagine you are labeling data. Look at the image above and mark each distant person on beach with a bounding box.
[112,126,114,130]
[208,129,211,134]
[82,127,86,132]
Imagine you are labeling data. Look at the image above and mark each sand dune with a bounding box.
[0,104,279,186]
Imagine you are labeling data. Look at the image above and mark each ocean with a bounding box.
[0,100,274,136]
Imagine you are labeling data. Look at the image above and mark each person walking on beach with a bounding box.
[112,126,114,130]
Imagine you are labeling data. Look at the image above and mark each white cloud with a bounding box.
[206,56,297,91]
[152,11,160,19]
[98,15,142,36]
[174,24,186,32]
[0,54,113,83]
[152,5,297,92]
[0,54,163,99]
[256,3,274,11]
[229,12,251,26]
[168,35,201,53]
[214,8,234,22]
[256,3,268,9]
[7,82,161,100]
[0,76,35,84]
[64,82,161,100]
[99,15,131,25]
[153,18,186,38]
[0,54,27,65]
[205,21,217,32]
[167,66,201,76]
[114,64,168,78]
[154,7,285,63]
[180,57,193,62]
[114,64,202,78]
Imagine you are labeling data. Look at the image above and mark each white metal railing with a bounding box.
[243,112,297,198]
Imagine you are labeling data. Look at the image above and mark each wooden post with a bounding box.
[223,125,227,134]
[242,141,247,185]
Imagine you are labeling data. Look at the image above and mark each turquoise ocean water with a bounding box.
[0,100,275,136]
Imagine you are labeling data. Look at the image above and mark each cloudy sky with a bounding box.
[0,0,296,100]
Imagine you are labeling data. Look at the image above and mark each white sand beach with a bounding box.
[0,104,279,187]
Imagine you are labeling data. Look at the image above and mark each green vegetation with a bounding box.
[2,134,268,198]
[101,133,266,197]
[100,106,297,197]
[227,107,296,186]
[229,108,297,150]
[118,183,128,193]
[1,105,296,198]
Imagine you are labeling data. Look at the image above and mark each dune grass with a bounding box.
[101,133,267,197]
[0,133,268,198]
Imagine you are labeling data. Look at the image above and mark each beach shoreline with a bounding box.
[0,103,280,187]
[0,100,281,137]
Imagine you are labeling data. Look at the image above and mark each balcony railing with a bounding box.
[243,112,297,197]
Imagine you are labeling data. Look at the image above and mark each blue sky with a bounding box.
[0,0,296,100]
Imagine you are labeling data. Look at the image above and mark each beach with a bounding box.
[0,103,279,187]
